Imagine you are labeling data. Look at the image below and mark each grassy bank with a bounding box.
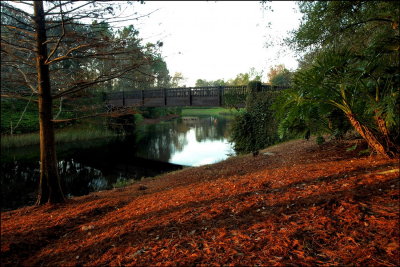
[1,126,119,149]
[181,107,242,117]
[1,138,398,266]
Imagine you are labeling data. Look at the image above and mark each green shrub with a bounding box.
[316,136,325,145]
[230,83,281,155]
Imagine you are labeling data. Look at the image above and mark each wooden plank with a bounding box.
[107,99,124,107]
[124,98,142,106]
[167,97,190,106]
[191,96,220,106]
[143,97,164,107]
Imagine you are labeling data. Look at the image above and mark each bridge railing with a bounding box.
[105,84,290,107]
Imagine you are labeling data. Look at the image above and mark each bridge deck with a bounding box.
[106,85,288,108]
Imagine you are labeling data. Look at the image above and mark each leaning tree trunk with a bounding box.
[374,111,399,155]
[346,112,390,158]
[33,1,65,205]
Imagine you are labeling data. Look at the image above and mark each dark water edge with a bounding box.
[1,136,182,211]
[1,115,233,211]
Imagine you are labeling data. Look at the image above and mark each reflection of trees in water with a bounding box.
[58,159,108,196]
[191,116,231,142]
[134,116,232,161]
[135,116,232,161]
[1,161,39,210]
[136,121,190,161]
[1,159,108,210]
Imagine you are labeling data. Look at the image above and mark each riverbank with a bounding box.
[140,114,180,125]
[0,114,179,149]
[1,137,399,266]
[0,126,119,149]
[0,108,232,149]
[181,107,241,117]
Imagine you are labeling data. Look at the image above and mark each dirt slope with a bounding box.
[1,138,399,266]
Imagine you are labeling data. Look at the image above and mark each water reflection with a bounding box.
[170,128,234,166]
[135,116,234,166]
[1,115,235,210]
[58,159,107,197]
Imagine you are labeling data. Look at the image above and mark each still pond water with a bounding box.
[1,116,235,210]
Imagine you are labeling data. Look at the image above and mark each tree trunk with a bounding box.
[346,112,390,158]
[374,111,399,155]
[33,1,65,205]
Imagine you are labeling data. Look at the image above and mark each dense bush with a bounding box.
[230,81,280,155]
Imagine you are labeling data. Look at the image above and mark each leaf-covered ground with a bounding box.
[1,138,399,266]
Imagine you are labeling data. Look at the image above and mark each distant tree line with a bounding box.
[194,65,292,88]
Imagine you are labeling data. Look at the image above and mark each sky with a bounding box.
[12,1,303,87]
[132,1,303,86]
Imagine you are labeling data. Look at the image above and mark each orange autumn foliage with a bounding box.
[1,138,399,266]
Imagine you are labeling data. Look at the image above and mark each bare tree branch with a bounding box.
[0,93,38,102]
[53,97,64,120]
[0,23,35,35]
[1,38,35,52]
[45,1,66,64]
[10,91,35,134]
[10,64,38,93]
[52,63,145,99]
[45,43,91,64]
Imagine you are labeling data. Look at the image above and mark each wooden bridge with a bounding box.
[105,85,289,108]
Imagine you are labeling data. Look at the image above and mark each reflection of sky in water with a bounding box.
[169,127,234,166]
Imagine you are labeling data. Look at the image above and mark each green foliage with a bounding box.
[346,144,358,152]
[269,70,292,87]
[316,136,325,145]
[289,1,399,53]
[359,148,371,156]
[291,46,399,144]
[225,67,263,86]
[169,72,186,87]
[195,79,226,87]
[230,89,280,154]
[112,178,135,189]
[1,124,118,149]
[246,81,262,93]
[278,1,400,156]
[273,85,351,141]
[1,99,39,134]
[181,107,236,117]
[222,89,247,110]
[267,64,293,87]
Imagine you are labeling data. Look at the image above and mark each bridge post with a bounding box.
[189,88,192,106]
[218,86,223,106]
[141,89,144,105]
[122,89,125,106]
[163,88,167,106]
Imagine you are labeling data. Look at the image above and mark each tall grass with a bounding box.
[1,126,119,149]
